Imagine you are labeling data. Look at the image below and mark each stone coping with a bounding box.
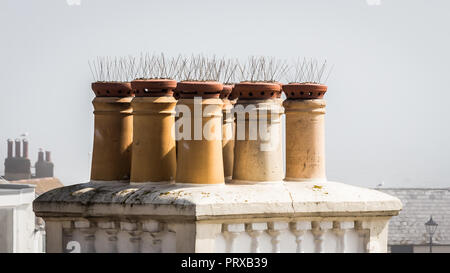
[33,181,402,220]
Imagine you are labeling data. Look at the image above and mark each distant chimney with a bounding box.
[22,139,29,158]
[15,139,21,158]
[7,139,13,158]
[35,149,54,178]
[38,148,44,162]
[4,138,31,180]
[45,151,51,162]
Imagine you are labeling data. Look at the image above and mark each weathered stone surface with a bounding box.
[34,181,401,220]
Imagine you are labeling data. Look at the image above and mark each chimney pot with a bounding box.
[38,148,44,162]
[7,139,13,158]
[232,82,284,182]
[22,139,29,158]
[283,83,328,181]
[90,82,133,182]
[14,139,21,158]
[130,79,177,183]
[45,151,51,162]
[175,81,225,184]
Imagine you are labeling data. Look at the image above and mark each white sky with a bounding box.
[0,0,449,188]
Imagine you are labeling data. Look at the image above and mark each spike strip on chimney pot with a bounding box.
[129,79,177,183]
[90,82,134,182]
[175,81,225,184]
[282,84,328,181]
[220,84,235,181]
[231,82,284,183]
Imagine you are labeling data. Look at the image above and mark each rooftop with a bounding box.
[9,177,63,196]
[379,188,450,246]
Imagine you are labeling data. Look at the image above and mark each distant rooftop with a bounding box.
[379,188,450,246]
[9,177,63,196]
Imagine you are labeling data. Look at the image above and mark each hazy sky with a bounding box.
[1,0,449,188]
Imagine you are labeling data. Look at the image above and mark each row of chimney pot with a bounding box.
[6,139,51,162]
[90,80,327,184]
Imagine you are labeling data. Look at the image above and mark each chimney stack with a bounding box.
[175,81,225,184]
[14,139,21,158]
[129,79,177,183]
[90,82,134,182]
[35,149,54,178]
[22,139,29,158]
[7,139,13,158]
[282,83,327,181]
[232,82,284,183]
[4,138,31,180]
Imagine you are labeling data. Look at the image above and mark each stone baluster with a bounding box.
[289,221,311,253]
[332,221,354,253]
[142,220,163,253]
[355,221,369,253]
[62,221,75,253]
[267,222,288,253]
[245,223,267,253]
[96,221,120,253]
[311,221,332,253]
[222,224,244,253]
[74,220,96,253]
[120,221,142,253]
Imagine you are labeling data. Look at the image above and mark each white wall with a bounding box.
[0,184,45,253]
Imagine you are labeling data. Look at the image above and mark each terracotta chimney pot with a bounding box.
[90,82,134,182]
[14,139,21,158]
[283,83,328,181]
[130,79,177,183]
[175,81,224,184]
[232,82,284,183]
[7,139,13,158]
[22,139,29,158]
